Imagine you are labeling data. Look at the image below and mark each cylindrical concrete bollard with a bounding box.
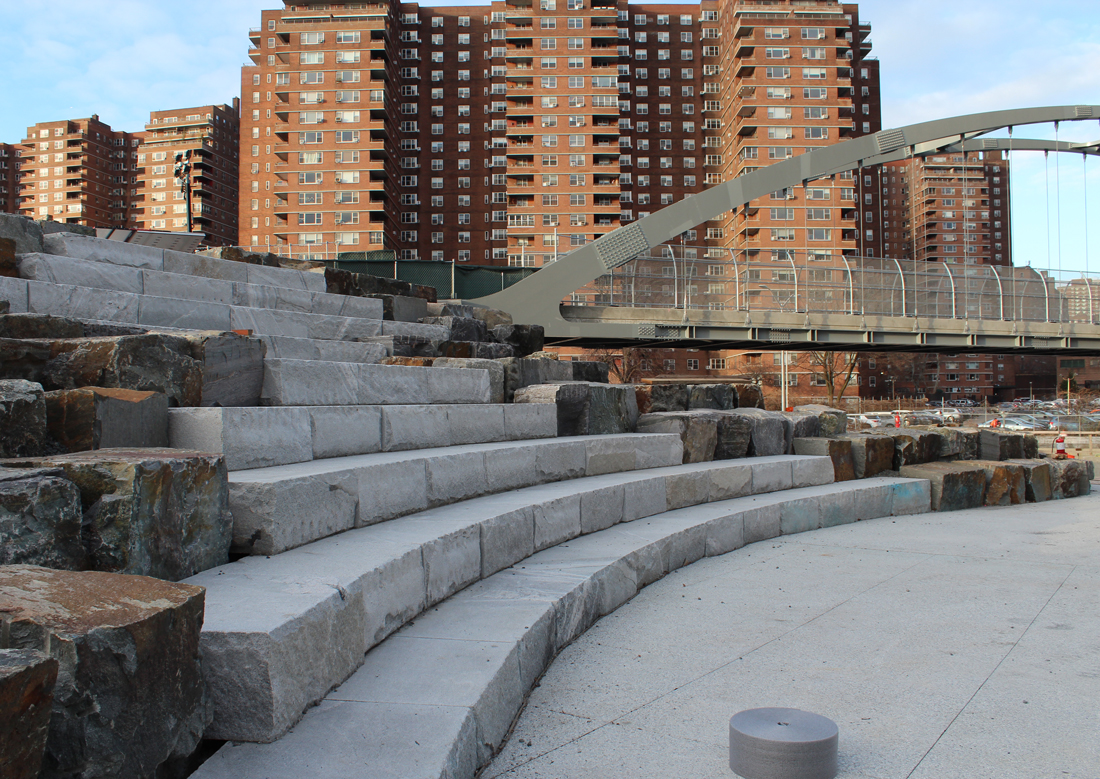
[729,707,838,779]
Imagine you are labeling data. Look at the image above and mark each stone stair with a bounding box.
[190,473,931,776]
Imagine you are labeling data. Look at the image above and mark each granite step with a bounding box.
[260,358,492,406]
[168,403,558,471]
[0,276,382,340]
[221,433,684,556]
[185,454,843,744]
[41,232,329,294]
[18,253,383,321]
[257,335,390,364]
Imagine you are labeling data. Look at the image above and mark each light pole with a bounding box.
[173,149,194,234]
[1029,382,1033,402]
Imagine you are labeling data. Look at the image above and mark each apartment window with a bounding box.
[301,32,324,45]
[765,67,790,79]
[801,27,825,39]
[807,228,832,241]
[804,88,827,99]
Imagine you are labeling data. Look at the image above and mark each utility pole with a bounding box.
[173,150,194,234]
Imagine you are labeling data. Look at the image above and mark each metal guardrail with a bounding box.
[569,247,1100,326]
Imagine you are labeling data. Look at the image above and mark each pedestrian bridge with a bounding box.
[473,105,1100,355]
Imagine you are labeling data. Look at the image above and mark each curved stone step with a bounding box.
[222,433,684,555]
[18,253,383,321]
[167,403,558,471]
[190,476,931,774]
[185,454,837,744]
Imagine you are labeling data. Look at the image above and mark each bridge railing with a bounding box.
[566,246,1100,325]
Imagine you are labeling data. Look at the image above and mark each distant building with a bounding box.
[132,102,241,246]
[0,143,19,214]
[17,115,139,229]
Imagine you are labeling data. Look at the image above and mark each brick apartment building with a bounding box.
[132,103,241,245]
[240,0,882,266]
[0,143,19,214]
[16,116,139,229]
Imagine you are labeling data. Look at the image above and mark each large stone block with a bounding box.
[714,411,753,460]
[498,356,573,402]
[636,411,717,463]
[0,313,83,340]
[918,426,980,460]
[513,382,634,436]
[173,331,266,408]
[570,360,609,384]
[727,408,789,457]
[734,383,764,409]
[1048,458,1091,499]
[979,429,1024,461]
[45,387,168,452]
[898,462,987,511]
[1007,459,1052,503]
[793,437,855,481]
[793,404,848,437]
[0,566,210,779]
[783,410,821,442]
[0,214,45,255]
[1021,434,1039,459]
[432,357,505,404]
[843,435,895,478]
[491,324,544,357]
[421,316,488,343]
[970,460,1026,506]
[0,648,59,779]
[324,266,437,303]
[0,237,16,278]
[688,383,736,410]
[0,468,84,569]
[648,383,690,412]
[4,449,231,581]
[0,335,204,407]
[167,407,313,471]
[887,430,942,470]
[369,294,428,322]
[0,380,50,458]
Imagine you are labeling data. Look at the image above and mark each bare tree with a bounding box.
[806,351,860,407]
[588,346,667,384]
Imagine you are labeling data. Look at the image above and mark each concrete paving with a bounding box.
[486,493,1100,779]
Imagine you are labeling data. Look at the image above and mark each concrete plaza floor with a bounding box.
[485,491,1100,779]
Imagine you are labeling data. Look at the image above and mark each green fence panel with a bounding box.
[332,255,537,299]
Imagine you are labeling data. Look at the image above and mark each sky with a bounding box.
[0,0,1097,273]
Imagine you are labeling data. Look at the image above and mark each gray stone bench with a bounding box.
[260,359,492,406]
[189,475,929,773]
[186,454,836,744]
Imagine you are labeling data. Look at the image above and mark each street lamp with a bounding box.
[173,150,194,234]
[1029,382,1033,402]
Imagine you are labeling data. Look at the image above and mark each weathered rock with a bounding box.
[794,404,848,437]
[37,221,95,237]
[323,266,437,302]
[0,648,59,779]
[636,411,717,463]
[898,462,987,511]
[0,300,8,314]
[1007,459,1053,503]
[916,426,979,460]
[714,412,753,460]
[0,335,204,408]
[793,437,855,481]
[886,430,942,470]
[0,566,210,779]
[425,301,476,319]
[688,383,736,410]
[1048,458,1091,499]
[0,214,45,255]
[371,293,428,322]
[0,380,50,458]
[0,468,85,570]
[1021,435,1039,459]
[433,357,505,404]
[44,387,168,453]
[381,356,436,368]
[728,408,789,457]
[514,383,590,436]
[498,356,573,402]
[979,429,1024,461]
[647,384,690,412]
[1,237,17,278]
[171,331,265,408]
[970,460,1026,506]
[491,324,544,357]
[734,383,764,409]
[783,410,821,442]
[0,313,84,340]
[421,316,489,343]
[570,360,609,384]
[2,449,231,581]
[843,435,896,479]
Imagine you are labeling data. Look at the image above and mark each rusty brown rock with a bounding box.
[1007,459,1053,502]
[898,462,987,511]
[886,430,942,469]
[841,435,895,479]
[381,356,436,367]
[1048,458,1091,499]
[2,449,231,581]
[45,387,169,453]
[0,237,16,278]
[0,566,210,779]
[324,266,437,302]
[169,331,265,408]
[0,335,203,407]
[793,437,855,481]
[637,411,718,463]
[0,313,83,340]
[0,468,85,570]
[971,460,1027,506]
[0,648,59,779]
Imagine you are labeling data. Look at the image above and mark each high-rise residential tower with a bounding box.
[132,103,241,245]
[240,0,881,266]
[0,143,19,215]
